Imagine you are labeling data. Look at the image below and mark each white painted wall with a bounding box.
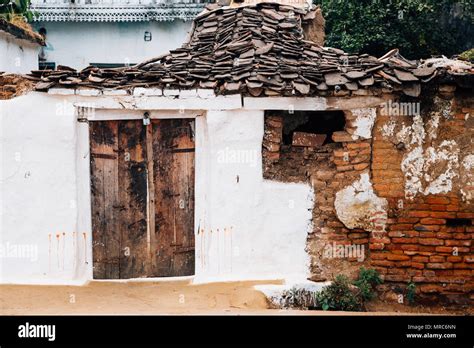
[194,110,314,283]
[1,92,314,284]
[0,92,91,284]
[33,20,192,69]
[0,32,40,74]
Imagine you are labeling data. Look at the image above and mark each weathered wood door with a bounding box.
[90,119,195,279]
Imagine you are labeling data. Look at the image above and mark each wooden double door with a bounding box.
[90,119,195,279]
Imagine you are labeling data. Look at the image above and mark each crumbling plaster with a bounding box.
[334,172,388,233]
[379,96,472,201]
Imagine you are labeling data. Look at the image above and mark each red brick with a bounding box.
[429,211,457,219]
[387,254,410,261]
[419,238,444,246]
[413,256,429,263]
[435,246,454,253]
[431,205,448,211]
[453,263,470,269]
[464,256,474,263]
[419,246,436,252]
[429,256,445,262]
[420,284,444,293]
[411,262,425,269]
[390,224,413,230]
[353,163,369,171]
[400,244,419,251]
[370,253,387,260]
[420,218,446,225]
[454,233,471,240]
[370,243,385,250]
[371,260,394,267]
[447,256,463,263]
[456,213,474,219]
[436,232,451,239]
[392,237,418,244]
[397,217,420,223]
[425,196,450,205]
[408,211,430,218]
[427,262,453,269]
[388,231,405,237]
[445,240,471,247]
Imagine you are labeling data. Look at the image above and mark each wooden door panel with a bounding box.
[117,120,149,279]
[91,119,195,279]
[90,121,120,279]
[152,119,195,277]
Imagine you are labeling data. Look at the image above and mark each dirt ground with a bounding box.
[0,279,466,315]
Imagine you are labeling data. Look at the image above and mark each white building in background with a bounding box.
[0,19,44,74]
[29,0,211,70]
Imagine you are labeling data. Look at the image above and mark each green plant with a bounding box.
[0,0,36,22]
[458,48,474,63]
[278,286,318,310]
[406,282,417,304]
[316,275,363,311]
[353,267,383,301]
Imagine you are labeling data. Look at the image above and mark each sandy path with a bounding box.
[0,279,453,315]
[0,279,282,315]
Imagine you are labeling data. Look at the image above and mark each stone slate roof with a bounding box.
[28,2,473,96]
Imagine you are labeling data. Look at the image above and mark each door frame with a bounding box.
[77,108,201,281]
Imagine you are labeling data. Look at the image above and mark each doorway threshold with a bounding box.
[92,275,195,283]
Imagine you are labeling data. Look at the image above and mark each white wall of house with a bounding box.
[0,91,313,285]
[32,21,192,69]
[0,92,90,284]
[0,32,41,74]
[194,110,313,283]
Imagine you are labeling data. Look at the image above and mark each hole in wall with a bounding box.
[446,218,472,227]
[266,110,345,146]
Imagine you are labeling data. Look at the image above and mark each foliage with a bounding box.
[313,0,474,59]
[277,286,318,309]
[458,48,474,63]
[406,282,417,304]
[353,267,383,301]
[0,0,35,22]
[316,275,363,311]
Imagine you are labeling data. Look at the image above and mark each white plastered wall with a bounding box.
[0,92,91,284]
[194,110,314,283]
[0,32,40,74]
[3,91,389,284]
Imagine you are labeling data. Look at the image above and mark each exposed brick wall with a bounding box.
[262,87,473,303]
[371,89,474,302]
[263,112,374,282]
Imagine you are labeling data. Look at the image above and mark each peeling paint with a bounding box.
[351,108,376,139]
[379,97,465,200]
[334,172,388,232]
[460,154,474,201]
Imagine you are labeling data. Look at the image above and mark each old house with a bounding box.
[0,19,45,74]
[0,0,473,304]
[30,0,211,69]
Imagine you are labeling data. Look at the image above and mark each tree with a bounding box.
[313,0,474,59]
[1,0,35,21]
